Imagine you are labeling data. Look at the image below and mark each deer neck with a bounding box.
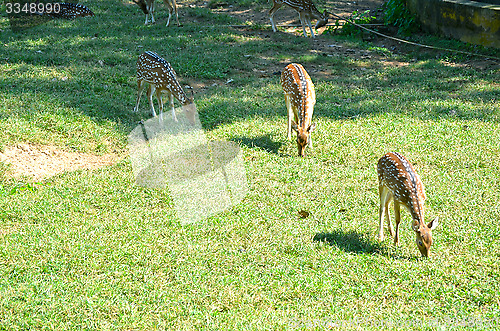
[407,199,425,230]
[294,70,315,130]
[310,6,322,18]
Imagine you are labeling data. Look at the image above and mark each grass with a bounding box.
[0,0,500,329]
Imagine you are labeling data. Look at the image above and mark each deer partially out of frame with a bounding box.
[377,152,439,258]
[135,0,180,26]
[269,0,329,37]
[281,63,317,157]
[134,51,195,123]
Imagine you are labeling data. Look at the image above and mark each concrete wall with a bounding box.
[406,0,500,48]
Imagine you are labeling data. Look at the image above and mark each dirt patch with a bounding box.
[0,144,119,181]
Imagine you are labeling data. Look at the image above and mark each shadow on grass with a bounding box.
[231,134,283,154]
[313,230,387,255]
[314,229,421,260]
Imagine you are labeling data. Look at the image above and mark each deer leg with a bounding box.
[146,85,157,117]
[269,2,283,32]
[386,195,395,237]
[134,80,147,112]
[393,201,401,246]
[305,14,315,38]
[165,1,172,26]
[306,20,315,38]
[298,12,314,37]
[144,2,150,25]
[150,1,155,24]
[174,5,180,26]
[378,186,390,241]
[163,0,179,26]
[156,88,165,117]
[167,91,178,122]
[285,94,293,140]
[166,12,171,26]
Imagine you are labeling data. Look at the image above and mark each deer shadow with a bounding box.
[230,134,283,155]
[313,229,386,255]
[313,229,419,260]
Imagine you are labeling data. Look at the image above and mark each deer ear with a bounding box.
[428,217,439,230]
[291,121,299,132]
[307,123,317,133]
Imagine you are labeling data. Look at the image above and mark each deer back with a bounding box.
[285,0,327,25]
[283,0,319,16]
[378,152,439,257]
[137,51,191,105]
[377,152,426,223]
[134,0,149,14]
[281,63,316,129]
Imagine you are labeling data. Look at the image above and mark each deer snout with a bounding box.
[296,134,308,157]
[315,18,327,29]
[416,230,433,258]
[417,242,430,258]
[297,145,306,157]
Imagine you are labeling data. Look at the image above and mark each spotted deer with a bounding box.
[134,51,195,123]
[269,0,329,37]
[136,0,180,26]
[281,63,317,157]
[377,152,439,257]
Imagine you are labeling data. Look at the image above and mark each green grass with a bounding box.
[1,0,500,329]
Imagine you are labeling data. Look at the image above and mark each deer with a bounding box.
[281,63,317,157]
[269,0,329,37]
[135,0,180,26]
[377,152,439,258]
[133,51,195,123]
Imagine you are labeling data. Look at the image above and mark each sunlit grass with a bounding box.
[0,0,499,328]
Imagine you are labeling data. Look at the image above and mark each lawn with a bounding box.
[0,0,499,329]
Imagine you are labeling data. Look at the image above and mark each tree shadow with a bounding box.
[230,134,283,154]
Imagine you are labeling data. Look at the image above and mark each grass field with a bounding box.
[0,0,499,329]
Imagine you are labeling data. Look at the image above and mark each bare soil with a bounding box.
[0,144,118,181]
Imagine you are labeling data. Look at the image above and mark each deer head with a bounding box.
[413,217,439,258]
[315,10,329,29]
[292,121,316,157]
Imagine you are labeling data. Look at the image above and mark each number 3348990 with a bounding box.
[6,2,61,14]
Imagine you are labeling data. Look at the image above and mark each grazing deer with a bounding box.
[269,0,329,37]
[135,0,180,26]
[134,51,195,123]
[281,63,317,157]
[377,152,439,258]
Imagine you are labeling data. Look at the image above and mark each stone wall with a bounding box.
[406,0,500,48]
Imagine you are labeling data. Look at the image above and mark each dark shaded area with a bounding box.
[313,230,386,255]
[231,134,283,154]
